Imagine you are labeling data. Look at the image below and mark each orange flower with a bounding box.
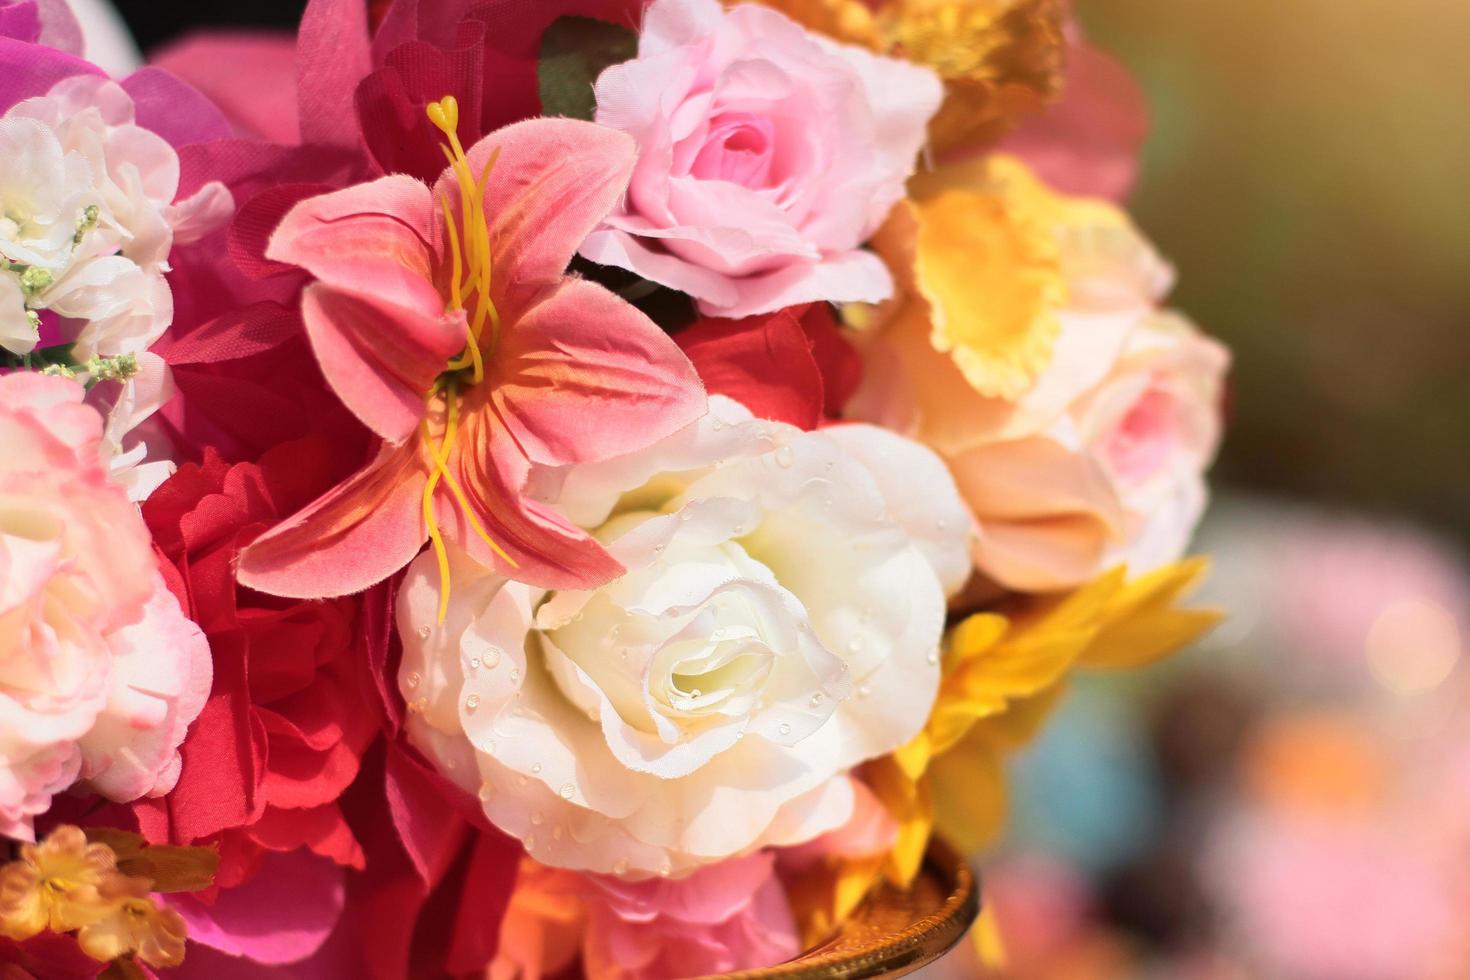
[0,826,120,940]
[76,877,187,969]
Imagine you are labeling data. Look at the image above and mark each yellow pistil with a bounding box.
[417,96,520,623]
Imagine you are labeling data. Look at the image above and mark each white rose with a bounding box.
[399,396,973,876]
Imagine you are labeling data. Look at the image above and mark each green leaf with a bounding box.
[538,16,639,121]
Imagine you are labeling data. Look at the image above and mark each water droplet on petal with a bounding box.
[405,672,421,690]
[530,811,544,826]
[774,445,795,468]
[478,783,493,801]
[559,783,575,800]
[552,825,564,841]
[809,692,825,708]
[468,657,481,670]
[658,859,672,878]
[531,763,542,774]
[858,684,872,699]
[613,858,630,875]
[778,723,792,737]
[927,649,940,666]
[465,693,481,711]
[525,834,537,851]
[510,668,521,683]
[416,626,430,639]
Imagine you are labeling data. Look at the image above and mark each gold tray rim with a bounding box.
[699,843,979,979]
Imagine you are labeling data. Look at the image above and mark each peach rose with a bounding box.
[0,373,210,839]
[399,396,972,877]
[580,0,942,319]
[849,156,1227,591]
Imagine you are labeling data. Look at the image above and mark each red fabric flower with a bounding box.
[677,304,863,430]
[129,437,383,891]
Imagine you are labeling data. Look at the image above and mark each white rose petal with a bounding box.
[400,397,972,876]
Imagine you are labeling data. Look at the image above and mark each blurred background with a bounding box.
[103,1,1470,977]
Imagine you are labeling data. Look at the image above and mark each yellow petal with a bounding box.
[912,184,1065,400]
[928,731,1009,853]
[745,0,881,47]
[881,0,1066,152]
[973,903,1008,969]
[1081,558,1223,669]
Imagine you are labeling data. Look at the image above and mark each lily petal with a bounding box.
[268,176,465,442]
[450,389,625,591]
[442,118,637,303]
[237,444,429,599]
[301,284,467,443]
[490,278,706,467]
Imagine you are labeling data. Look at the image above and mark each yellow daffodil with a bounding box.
[862,155,1154,405]
[751,0,1066,152]
[0,826,121,940]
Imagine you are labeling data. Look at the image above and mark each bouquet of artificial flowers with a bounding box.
[0,0,1226,976]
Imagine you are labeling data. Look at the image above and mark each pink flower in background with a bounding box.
[581,852,800,979]
[999,21,1150,203]
[581,0,942,319]
[0,373,210,840]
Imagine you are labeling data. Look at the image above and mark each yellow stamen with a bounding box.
[417,97,520,620]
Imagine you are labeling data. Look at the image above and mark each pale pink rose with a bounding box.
[580,0,942,319]
[399,396,973,877]
[581,851,800,979]
[955,313,1228,590]
[0,373,210,839]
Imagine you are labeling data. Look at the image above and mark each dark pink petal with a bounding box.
[0,34,98,113]
[121,67,231,149]
[491,277,705,465]
[999,36,1149,203]
[171,850,345,967]
[356,20,490,182]
[237,444,429,599]
[152,31,300,143]
[297,0,372,150]
[0,4,40,45]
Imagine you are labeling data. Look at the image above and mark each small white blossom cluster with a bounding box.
[0,75,231,498]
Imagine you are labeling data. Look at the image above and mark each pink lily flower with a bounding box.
[237,100,705,603]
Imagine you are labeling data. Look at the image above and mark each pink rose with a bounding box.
[580,0,942,319]
[581,852,800,979]
[0,373,210,839]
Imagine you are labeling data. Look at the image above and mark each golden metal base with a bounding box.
[701,845,979,979]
